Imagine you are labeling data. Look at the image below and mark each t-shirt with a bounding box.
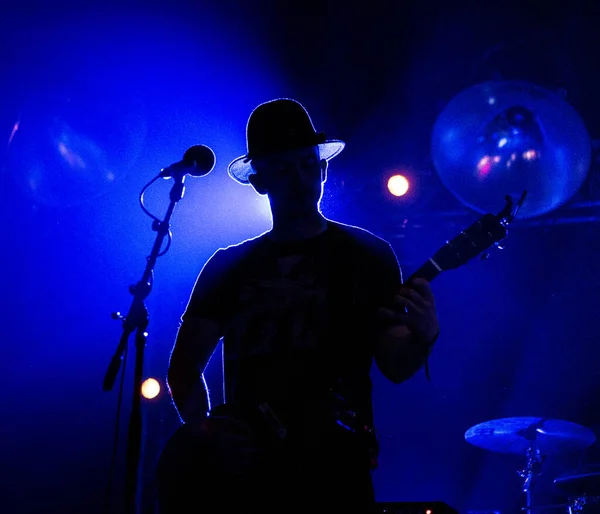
[183,219,401,446]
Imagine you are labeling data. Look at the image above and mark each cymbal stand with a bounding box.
[568,496,589,514]
[518,446,544,513]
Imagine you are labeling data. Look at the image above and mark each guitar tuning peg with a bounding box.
[495,242,505,250]
[481,252,490,260]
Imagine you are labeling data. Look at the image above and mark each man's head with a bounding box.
[248,145,328,215]
[227,99,345,202]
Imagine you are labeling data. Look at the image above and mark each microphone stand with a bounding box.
[102,172,188,514]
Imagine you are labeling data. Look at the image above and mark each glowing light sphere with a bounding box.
[431,81,591,218]
[388,174,410,197]
[141,378,161,399]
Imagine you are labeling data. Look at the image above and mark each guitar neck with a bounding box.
[403,212,511,285]
[407,258,443,283]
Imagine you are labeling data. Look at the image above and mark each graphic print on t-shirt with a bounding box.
[225,250,328,359]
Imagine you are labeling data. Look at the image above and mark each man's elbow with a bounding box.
[166,362,183,405]
[166,347,184,385]
[166,361,182,394]
[374,328,428,384]
[376,358,424,384]
[167,352,199,392]
[385,369,414,385]
[166,342,199,396]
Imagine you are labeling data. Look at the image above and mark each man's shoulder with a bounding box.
[221,231,269,252]
[327,219,392,250]
[209,231,270,264]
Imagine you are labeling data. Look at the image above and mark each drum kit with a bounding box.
[465,417,599,514]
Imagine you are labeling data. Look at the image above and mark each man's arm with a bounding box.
[370,241,439,384]
[167,248,232,423]
[374,324,433,384]
[167,317,222,423]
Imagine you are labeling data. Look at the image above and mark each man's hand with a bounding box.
[378,278,439,344]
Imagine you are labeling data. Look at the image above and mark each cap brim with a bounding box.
[227,140,345,185]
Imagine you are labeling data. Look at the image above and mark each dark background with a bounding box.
[2,1,600,513]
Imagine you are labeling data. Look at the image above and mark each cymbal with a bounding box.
[465,417,596,455]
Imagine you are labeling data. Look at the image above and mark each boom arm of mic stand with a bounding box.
[102,174,187,514]
[102,177,185,391]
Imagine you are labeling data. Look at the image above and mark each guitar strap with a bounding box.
[324,222,382,468]
[322,222,376,431]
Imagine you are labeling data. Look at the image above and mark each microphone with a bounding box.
[159,145,216,179]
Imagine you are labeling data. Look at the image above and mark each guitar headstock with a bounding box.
[431,191,527,272]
